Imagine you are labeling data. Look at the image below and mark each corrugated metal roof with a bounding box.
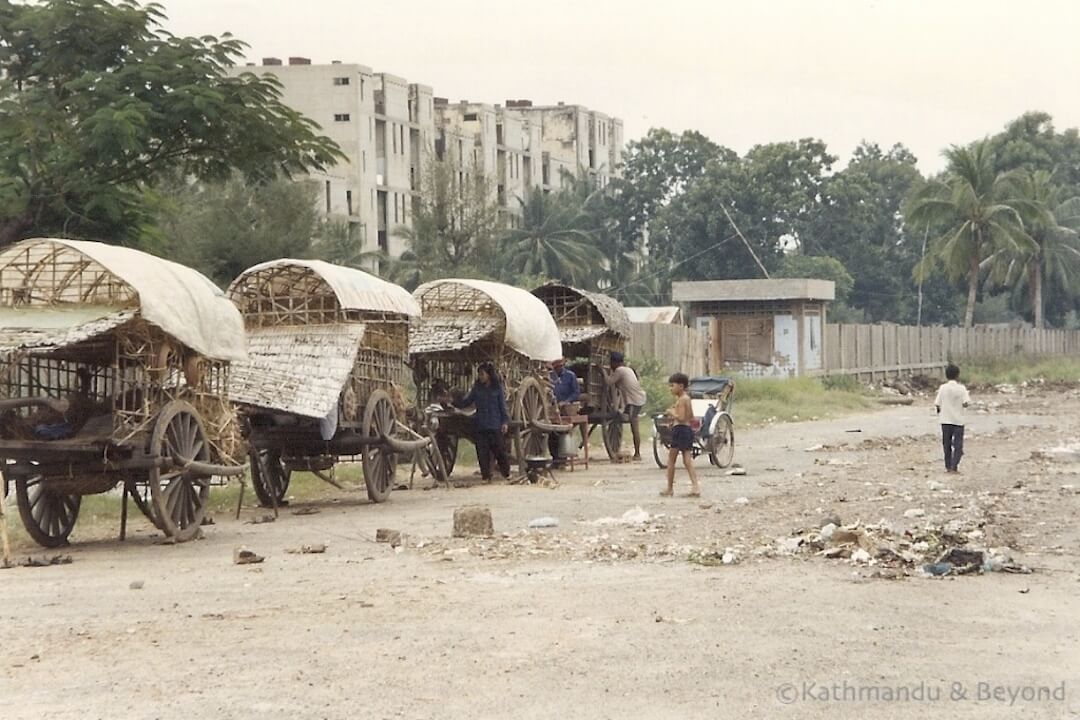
[228,324,364,418]
[0,238,246,361]
[671,279,836,303]
[625,306,682,324]
[231,259,419,317]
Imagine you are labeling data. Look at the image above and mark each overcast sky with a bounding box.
[161,0,1080,174]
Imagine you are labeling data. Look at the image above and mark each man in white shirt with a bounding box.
[934,364,971,473]
[607,352,647,460]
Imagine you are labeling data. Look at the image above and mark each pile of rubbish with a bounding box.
[770,519,1032,578]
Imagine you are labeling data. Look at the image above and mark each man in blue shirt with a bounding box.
[548,358,579,466]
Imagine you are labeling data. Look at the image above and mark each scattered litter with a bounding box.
[286,544,327,555]
[292,507,320,516]
[233,547,264,565]
[21,555,72,568]
[923,562,953,576]
[726,466,747,476]
[903,508,926,518]
[733,497,750,506]
[1031,446,1080,463]
[850,548,872,564]
[804,444,825,452]
[246,514,275,525]
[589,506,651,526]
[654,615,692,624]
[528,517,559,529]
[820,523,837,541]
[129,580,144,590]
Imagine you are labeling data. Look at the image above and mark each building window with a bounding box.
[360,78,365,100]
[333,77,350,86]
[334,113,351,122]
[392,124,398,154]
[464,113,478,122]
[393,193,399,223]
[362,151,367,172]
[346,190,353,216]
[400,125,405,153]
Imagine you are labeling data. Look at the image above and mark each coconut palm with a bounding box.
[499,188,605,288]
[907,141,1034,327]
[984,170,1080,328]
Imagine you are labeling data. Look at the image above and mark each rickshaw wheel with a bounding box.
[15,474,81,548]
[599,376,623,460]
[514,376,549,468]
[362,390,397,503]
[708,415,736,468]
[436,432,458,476]
[422,432,450,485]
[249,448,291,507]
[148,400,212,542]
[652,433,668,469]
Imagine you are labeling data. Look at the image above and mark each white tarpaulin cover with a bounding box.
[413,279,563,362]
[0,238,246,361]
[234,258,420,317]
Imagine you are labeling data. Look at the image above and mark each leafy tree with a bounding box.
[0,0,342,245]
[390,154,501,289]
[776,254,854,302]
[651,139,834,282]
[153,175,322,286]
[984,170,1080,328]
[498,187,605,288]
[906,141,1034,327]
[811,143,925,321]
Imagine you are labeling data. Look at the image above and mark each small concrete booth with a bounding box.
[671,279,835,377]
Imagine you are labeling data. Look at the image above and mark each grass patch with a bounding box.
[730,376,875,426]
[958,356,1080,387]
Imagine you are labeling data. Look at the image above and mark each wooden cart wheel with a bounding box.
[514,376,549,468]
[599,374,623,461]
[15,474,80,548]
[249,448,291,507]
[361,390,397,503]
[148,400,212,542]
[125,479,160,529]
[421,431,450,486]
[708,414,736,468]
[435,432,458,477]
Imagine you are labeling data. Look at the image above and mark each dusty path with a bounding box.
[2,391,1079,719]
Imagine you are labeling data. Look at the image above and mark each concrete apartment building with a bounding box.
[230,57,623,257]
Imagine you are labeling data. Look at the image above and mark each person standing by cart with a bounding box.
[451,362,512,481]
[606,351,647,461]
[548,358,580,467]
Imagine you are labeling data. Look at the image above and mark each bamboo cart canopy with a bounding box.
[0,238,245,361]
[227,260,417,419]
[532,283,632,344]
[229,258,420,319]
[411,279,563,362]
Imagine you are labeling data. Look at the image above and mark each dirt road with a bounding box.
[2,388,1079,719]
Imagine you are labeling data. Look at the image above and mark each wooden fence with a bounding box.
[628,322,708,375]
[824,324,1080,379]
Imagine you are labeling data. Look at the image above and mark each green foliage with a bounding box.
[960,356,1080,386]
[389,153,501,290]
[776,254,854,302]
[906,141,1034,327]
[153,175,323,286]
[728,376,873,427]
[628,356,673,416]
[0,0,342,246]
[499,187,605,288]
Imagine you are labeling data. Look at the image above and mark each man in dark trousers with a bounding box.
[547,357,580,467]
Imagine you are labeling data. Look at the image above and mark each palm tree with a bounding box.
[500,188,605,288]
[984,170,1080,328]
[907,141,1033,327]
